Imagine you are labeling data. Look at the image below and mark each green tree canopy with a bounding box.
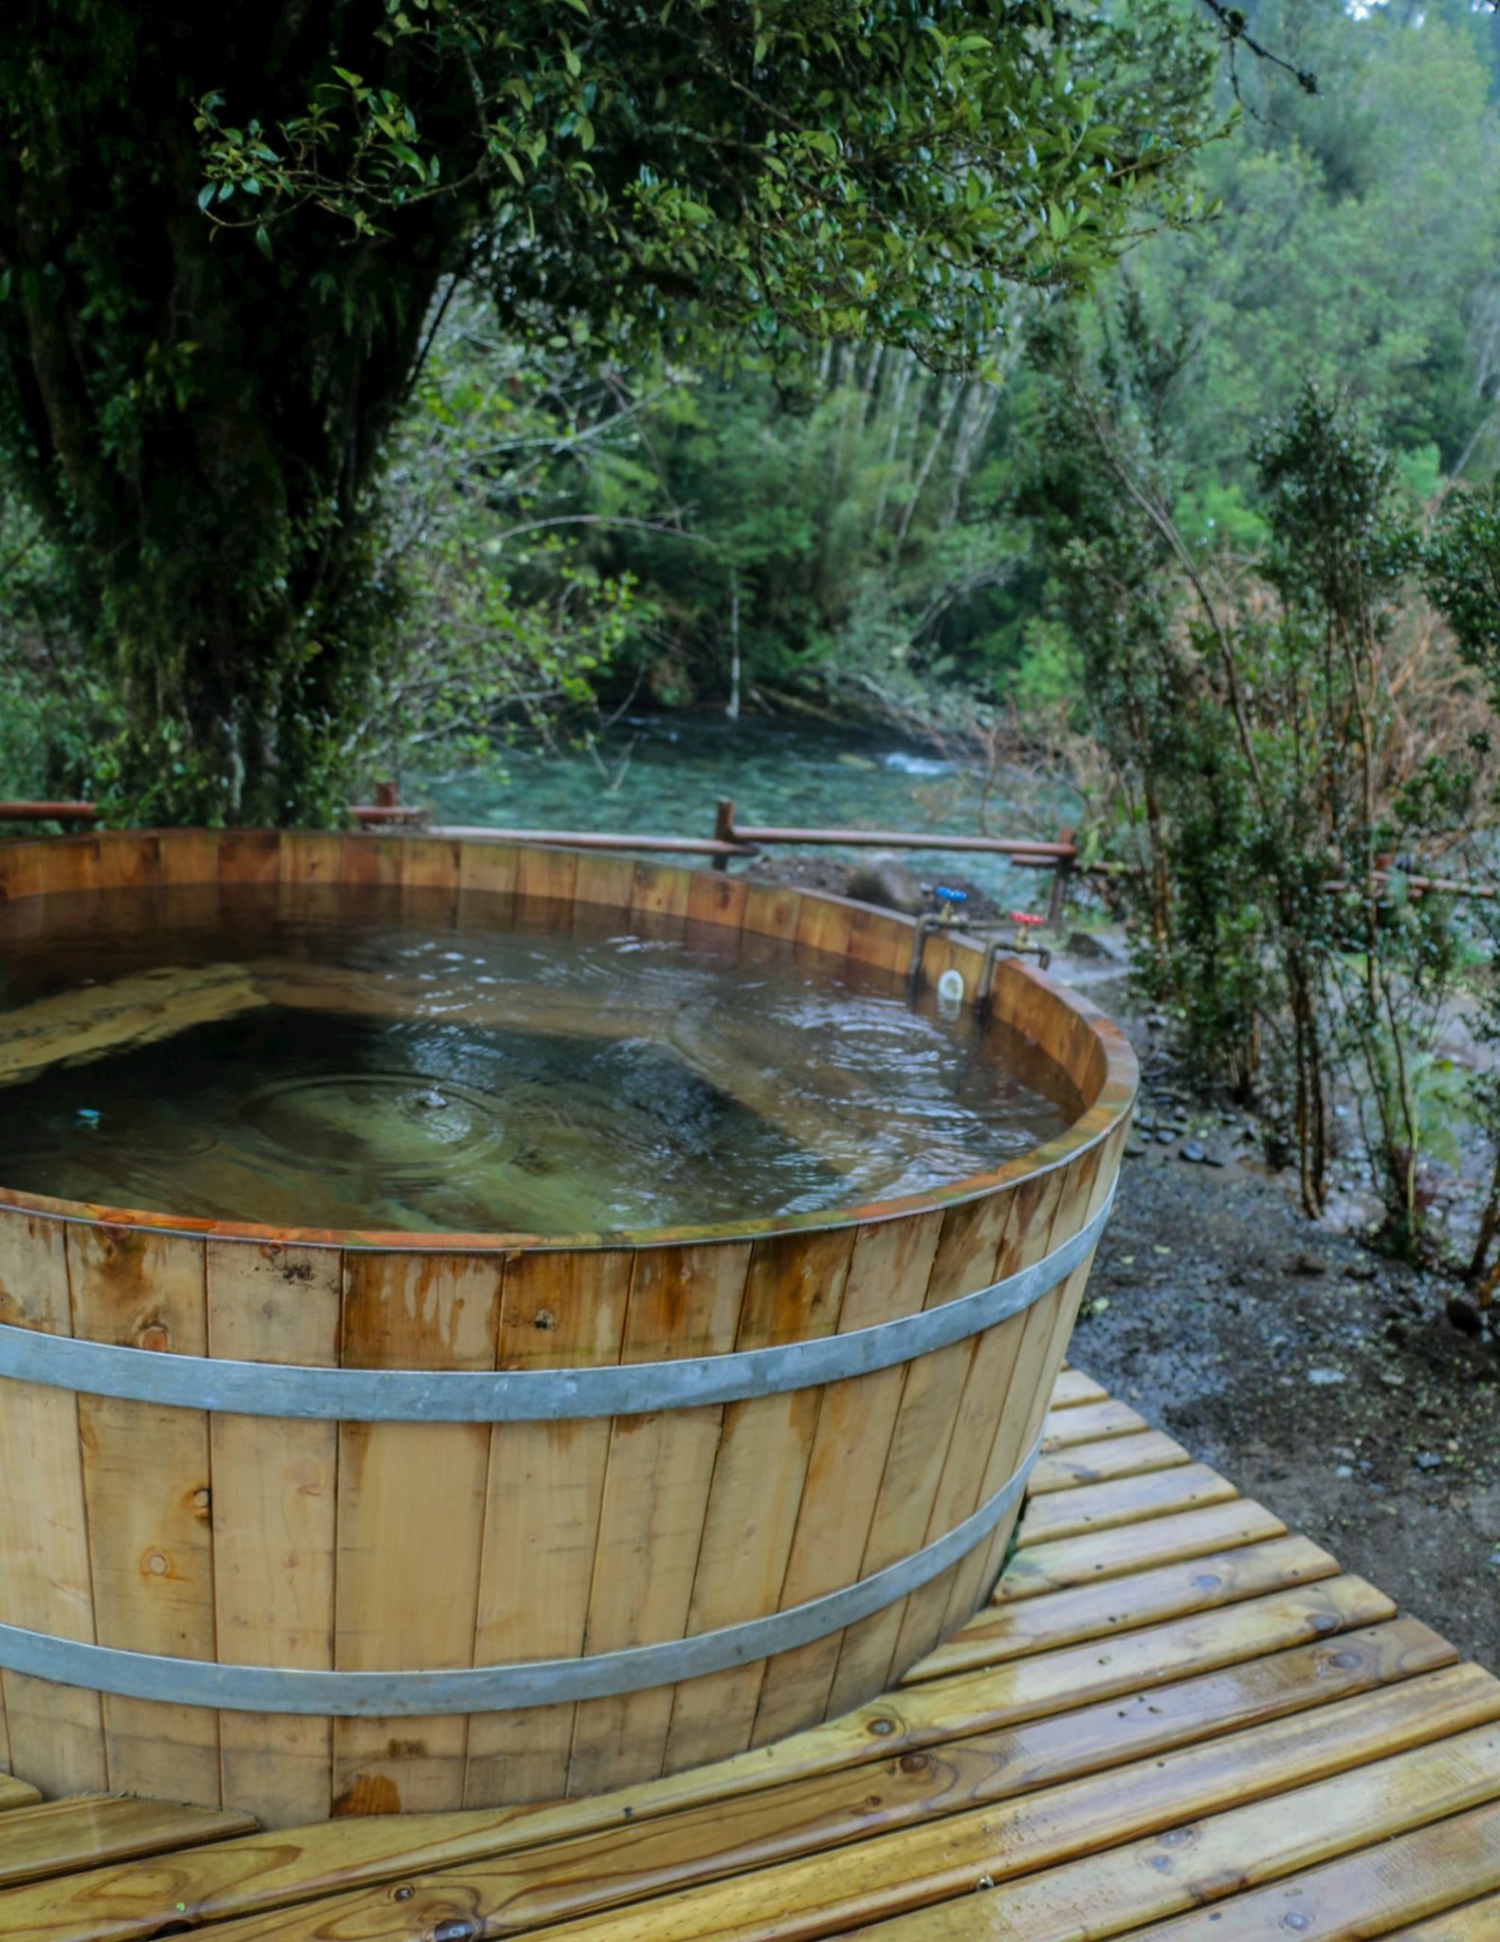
[0,0,1217,821]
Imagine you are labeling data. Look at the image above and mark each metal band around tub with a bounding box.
[0,1436,1041,1715]
[0,1188,1112,1422]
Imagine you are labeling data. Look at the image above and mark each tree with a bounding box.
[0,0,1217,822]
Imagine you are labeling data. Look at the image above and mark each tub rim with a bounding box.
[0,831,1138,1254]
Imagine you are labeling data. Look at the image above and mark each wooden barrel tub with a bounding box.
[0,829,1135,1825]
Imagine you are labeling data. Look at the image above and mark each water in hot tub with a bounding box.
[0,885,1077,1234]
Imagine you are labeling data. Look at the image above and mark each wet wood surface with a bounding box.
[2,1361,1497,1942]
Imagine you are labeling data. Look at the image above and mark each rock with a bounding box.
[1180,1140,1205,1164]
[1290,1252,1330,1277]
[1335,1463,1353,1479]
[1065,929,1128,963]
[1446,1294,1485,1337]
[1344,1259,1379,1283]
[1155,1128,1177,1146]
[1306,1367,1346,1386]
[1414,1451,1443,1472]
[1202,1148,1230,1168]
[1123,1141,1148,1160]
[845,855,924,917]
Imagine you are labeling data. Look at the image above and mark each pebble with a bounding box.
[1290,1253,1330,1277]
[1202,1148,1229,1167]
[1306,1367,1346,1386]
[1414,1452,1444,1472]
[1181,1141,1205,1164]
[1124,1142,1148,1160]
[1335,1463,1353,1478]
[1344,1260,1379,1283]
[1155,1129,1177,1146]
[1447,1295,1484,1337]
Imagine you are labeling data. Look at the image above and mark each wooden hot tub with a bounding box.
[0,829,1135,1825]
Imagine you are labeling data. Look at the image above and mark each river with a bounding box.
[422,716,1069,906]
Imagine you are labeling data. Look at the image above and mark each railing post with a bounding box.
[712,798,736,872]
[1047,828,1076,930]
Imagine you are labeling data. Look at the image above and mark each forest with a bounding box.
[5,0,1500,1274]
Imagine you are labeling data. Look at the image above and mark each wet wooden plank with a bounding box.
[905,1535,1340,1682]
[663,1228,855,1775]
[962,1138,1120,1617]
[369,1674,1500,1942]
[1016,1465,1239,1549]
[1382,1884,1500,1941]
[820,1719,1500,1942]
[1120,1802,1500,1936]
[895,1166,1071,1665]
[1048,1367,1109,1409]
[750,1212,945,1748]
[208,1239,342,1827]
[996,1499,1289,1602]
[0,1795,254,1889]
[0,1582,1402,1942]
[825,1189,1024,1717]
[92,1618,1457,1942]
[0,1210,107,1796]
[566,1241,751,1795]
[69,1226,220,1805]
[332,1252,502,1815]
[465,1250,633,1806]
[0,1776,40,1814]
[1028,1431,1192,1496]
[1042,1397,1151,1448]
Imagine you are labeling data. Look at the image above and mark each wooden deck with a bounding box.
[1,1366,1498,1941]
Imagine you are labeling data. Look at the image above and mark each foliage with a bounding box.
[1425,481,1500,1295]
[0,0,1220,823]
[1031,304,1482,1252]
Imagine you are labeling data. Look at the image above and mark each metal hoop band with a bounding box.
[0,1193,1110,1423]
[0,1438,1040,1715]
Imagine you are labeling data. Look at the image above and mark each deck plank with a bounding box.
[0,1796,254,1890]
[1015,1465,1238,1548]
[1382,1886,1500,1940]
[28,1619,1447,1942]
[0,1776,41,1815]
[815,1724,1500,1942]
[378,1679,1500,1942]
[0,1583,1400,1942]
[1028,1431,1192,1495]
[995,1499,1288,1599]
[1115,1802,1500,1936]
[1041,1398,1150,1448]
[905,1536,1341,1682]
[1047,1369,1109,1409]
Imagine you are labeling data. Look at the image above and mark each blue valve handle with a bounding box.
[933,885,968,903]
